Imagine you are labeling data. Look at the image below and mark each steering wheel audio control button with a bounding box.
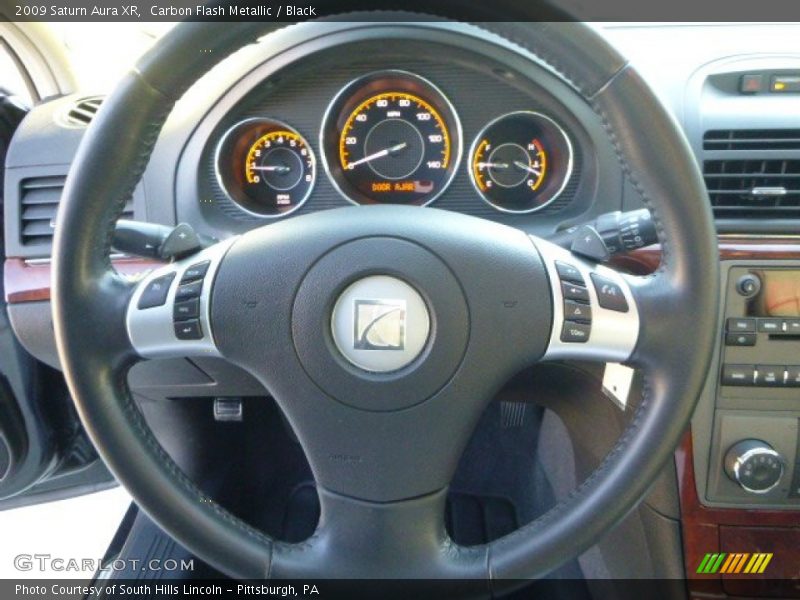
[590,273,629,312]
[175,280,203,300]
[564,300,591,323]
[561,282,589,302]
[174,298,200,321]
[555,261,584,284]
[181,261,211,283]
[137,273,176,309]
[561,321,590,343]
[174,319,203,340]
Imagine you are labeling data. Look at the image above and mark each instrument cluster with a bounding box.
[215,70,574,218]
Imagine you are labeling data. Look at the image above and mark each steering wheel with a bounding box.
[52,4,718,589]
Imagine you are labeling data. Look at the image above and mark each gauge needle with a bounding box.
[477,162,509,170]
[347,143,407,169]
[513,160,542,176]
[251,165,292,173]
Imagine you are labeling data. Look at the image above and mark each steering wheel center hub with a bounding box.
[291,235,469,412]
[331,275,430,373]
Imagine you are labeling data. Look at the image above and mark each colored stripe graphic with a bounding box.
[733,553,749,573]
[697,553,727,573]
[699,553,774,574]
[757,554,773,574]
[696,553,713,573]
[719,553,736,573]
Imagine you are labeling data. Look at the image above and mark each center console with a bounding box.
[707,265,800,507]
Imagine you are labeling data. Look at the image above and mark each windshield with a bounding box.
[46,22,175,90]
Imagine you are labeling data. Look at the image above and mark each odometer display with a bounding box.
[322,71,461,206]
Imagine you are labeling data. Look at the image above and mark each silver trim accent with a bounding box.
[126,238,236,359]
[213,398,244,422]
[26,253,128,265]
[533,237,639,362]
[319,69,463,207]
[750,186,788,197]
[718,233,800,241]
[733,447,784,495]
[468,111,574,215]
[213,118,316,219]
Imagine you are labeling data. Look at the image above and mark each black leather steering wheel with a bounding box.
[52,4,719,590]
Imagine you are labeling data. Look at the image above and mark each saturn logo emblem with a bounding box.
[331,276,428,373]
[353,300,407,350]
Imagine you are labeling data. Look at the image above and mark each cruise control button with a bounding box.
[173,298,200,321]
[555,261,584,284]
[175,280,203,301]
[721,364,755,386]
[561,282,589,303]
[174,319,203,340]
[758,318,782,333]
[137,273,176,309]
[785,367,800,387]
[564,300,592,322]
[590,273,629,312]
[181,261,210,283]
[725,333,756,347]
[726,318,755,333]
[755,365,784,387]
[560,321,590,343]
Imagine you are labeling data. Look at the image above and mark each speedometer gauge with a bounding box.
[469,112,573,214]
[321,71,462,206]
[215,118,315,217]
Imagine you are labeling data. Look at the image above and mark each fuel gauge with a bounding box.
[469,111,572,214]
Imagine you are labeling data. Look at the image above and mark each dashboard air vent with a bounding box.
[703,129,800,151]
[703,159,800,219]
[64,96,103,126]
[19,176,133,248]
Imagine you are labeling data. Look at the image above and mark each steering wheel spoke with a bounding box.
[271,487,487,581]
[532,236,640,364]
[126,238,235,360]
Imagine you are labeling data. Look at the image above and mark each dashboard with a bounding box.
[172,25,625,243]
[213,69,573,216]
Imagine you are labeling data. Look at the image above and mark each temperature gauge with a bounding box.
[469,111,572,214]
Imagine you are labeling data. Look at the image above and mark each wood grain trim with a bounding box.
[677,431,800,598]
[613,236,800,275]
[7,236,797,302]
[4,258,161,304]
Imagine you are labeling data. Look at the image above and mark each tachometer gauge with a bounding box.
[321,71,462,206]
[469,111,573,214]
[215,118,315,217]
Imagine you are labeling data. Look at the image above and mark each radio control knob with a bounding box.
[724,439,784,494]
[736,273,762,297]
